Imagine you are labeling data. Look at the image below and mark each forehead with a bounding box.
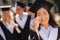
[16,6,21,8]
[37,7,48,13]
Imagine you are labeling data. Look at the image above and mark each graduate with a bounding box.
[29,0,60,40]
[0,5,21,40]
[26,3,35,30]
[14,1,31,40]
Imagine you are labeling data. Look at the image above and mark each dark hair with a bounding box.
[38,6,59,30]
[48,10,58,27]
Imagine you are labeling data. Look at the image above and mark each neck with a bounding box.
[19,13,23,16]
[42,22,49,29]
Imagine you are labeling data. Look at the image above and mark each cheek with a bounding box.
[41,15,49,22]
[46,16,49,21]
[45,14,50,23]
[16,8,20,13]
[16,10,19,13]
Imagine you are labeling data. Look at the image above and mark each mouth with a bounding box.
[41,19,46,22]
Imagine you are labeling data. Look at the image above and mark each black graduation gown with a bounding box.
[0,21,19,40]
[0,35,4,40]
[14,15,31,40]
[30,27,60,40]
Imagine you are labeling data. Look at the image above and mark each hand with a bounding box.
[33,17,41,40]
[14,24,21,33]
[33,16,41,32]
[14,24,18,28]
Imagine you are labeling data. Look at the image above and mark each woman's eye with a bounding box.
[44,13,46,15]
[38,14,41,16]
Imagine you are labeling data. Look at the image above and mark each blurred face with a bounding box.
[16,6,24,15]
[2,11,10,22]
[37,7,50,25]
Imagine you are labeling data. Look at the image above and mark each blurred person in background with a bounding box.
[14,1,31,40]
[0,5,21,40]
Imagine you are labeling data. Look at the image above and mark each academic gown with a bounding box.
[0,35,4,40]
[30,16,34,30]
[14,12,31,40]
[29,27,60,40]
[0,21,19,40]
[0,26,6,40]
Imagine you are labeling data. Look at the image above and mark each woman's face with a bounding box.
[2,11,10,21]
[37,7,50,25]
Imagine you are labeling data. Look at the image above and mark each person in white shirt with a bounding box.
[14,1,31,40]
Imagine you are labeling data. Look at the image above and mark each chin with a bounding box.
[41,21,47,25]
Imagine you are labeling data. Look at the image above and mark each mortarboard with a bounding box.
[29,0,54,14]
[0,5,11,11]
[28,3,33,7]
[16,1,26,8]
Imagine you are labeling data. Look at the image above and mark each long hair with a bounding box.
[2,10,14,22]
[38,6,59,31]
[41,6,59,27]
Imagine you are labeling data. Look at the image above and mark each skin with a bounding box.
[33,7,50,40]
[2,11,20,33]
[16,6,25,16]
[34,7,50,30]
[2,11,11,22]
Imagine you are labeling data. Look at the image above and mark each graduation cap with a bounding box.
[28,3,33,7]
[29,0,54,14]
[0,5,11,11]
[16,1,26,8]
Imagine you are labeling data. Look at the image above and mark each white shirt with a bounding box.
[15,12,28,29]
[0,26,6,40]
[39,25,58,40]
[30,16,35,30]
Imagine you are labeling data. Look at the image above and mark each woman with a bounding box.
[0,5,20,40]
[29,0,60,40]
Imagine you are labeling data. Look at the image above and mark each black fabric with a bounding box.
[17,1,26,8]
[28,3,33,7]
[0,21,19,40]
[14,15,31,40]
[30,30,39,40]
[57,27,60,40]
[29,0,54,14]
[1,8,10,11]
[0,35,4,40]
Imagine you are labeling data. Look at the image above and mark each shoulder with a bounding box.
[23,12,28,16]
